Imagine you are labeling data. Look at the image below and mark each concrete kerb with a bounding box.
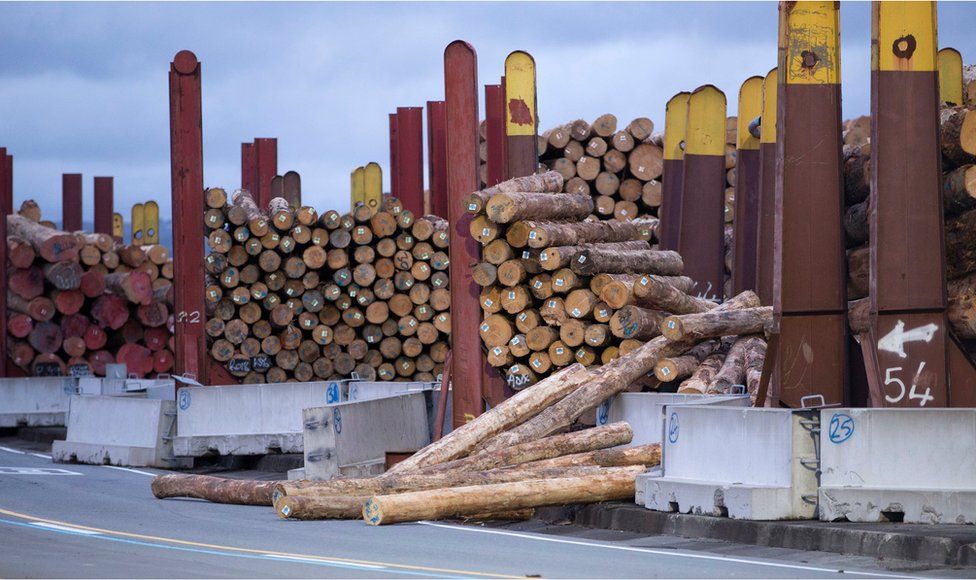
[535,502,976,568]
[0,377,76,428]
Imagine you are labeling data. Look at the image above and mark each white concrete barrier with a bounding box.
[303,392,430,481]
[173,382,330,456]
[0,377,77,427]
[52,395,187,468]
[637,406,819,520]
[597,393,750,447]
[819,408,976,524]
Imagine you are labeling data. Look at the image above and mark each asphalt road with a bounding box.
[0,442,962,579]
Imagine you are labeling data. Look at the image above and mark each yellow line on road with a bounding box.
[0,506,520,578]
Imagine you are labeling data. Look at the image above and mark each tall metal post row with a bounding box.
[676,86,727,300]
[253,138,277,209]
[756,69,778,305]
[93,177,114,236]
[484,84,506,187]
[426,101,449,218]
[504,51,538,180]
[658,93,690,251]
[389,113,400,199]
[731,77,764,295]
[0,148,9,376]
[241,142,256,193]
[169,50,209,385]
[869,1,950,406]
[937,47,964,106]
[62,174,83,232]
[772,1,847,406]
[444,41,485,425]
[395,107,425,216]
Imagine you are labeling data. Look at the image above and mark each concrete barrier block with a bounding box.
[0,378,76,428]
[598,393,750,447]
[638,406,818,520]
[303,392,430,481]
[173,382,331,456]
[52,395,187,468]
[820,408,976,524]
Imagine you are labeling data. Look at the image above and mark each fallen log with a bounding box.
[660,306,772,342]
[509,443,661,470]
[631,275,717,314]
[677,352,726,394]
[526,218,656,249]
[151,474,277,505]
[417,422,632,474]
[362,466,644,525]
[572,248,684,276]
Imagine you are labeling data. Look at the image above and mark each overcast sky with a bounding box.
[2,1,975,223]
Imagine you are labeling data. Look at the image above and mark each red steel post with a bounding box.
[444,40,485,426]
[0,148,9,376]
[395,106,425,216]
[241,142,256,194]
[731,77,763,295]
[659,93,690,251]
[426,101,449,218]
[484,84,506,187]
[869,2,955,406]
[772,2,847,406]
[62,174,83,232]
[389,113,400,198]
[253,138,277,209]
[93,176,114,236]
[504,51,538,180]
[169,50,209,384]
[676,85,727,301]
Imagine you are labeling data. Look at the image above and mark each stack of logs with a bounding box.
[151,286,773,523]
[6,201,174,377]
[842,106,976,340]
[467,172,768,397]
[202,188,451,383]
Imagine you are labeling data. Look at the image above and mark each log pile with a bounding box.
[151,286,771,523]
[467,171,769,397]
[5,204,175,377]
[202,188,450,383]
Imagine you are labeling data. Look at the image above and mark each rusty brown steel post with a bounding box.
[484,84,505,187]
[756,69,778,306]
[444,40,485,426]
[504,51,538,180]
[253,138,277,209]
[62,173,83,232]
[169,50,209,385]
[93,176,114,236]
[676,86,727,301]
[389,113,400,199]
[241,142,256,193]
[732,77,764,295]
[772,1,847,407]
[0,148,9,376]
[869,1,957,407]
[426,101,449,218]
[659,93,690,251]
[395,107,425,216]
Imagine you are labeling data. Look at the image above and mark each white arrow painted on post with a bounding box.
[877,320,939,358]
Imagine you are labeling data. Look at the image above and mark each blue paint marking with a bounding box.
[828,413,855,444]
[596,401,610,426]
[326,382,340,404]
[178,390,191,411]
[0,517,462,578]
[332,408,342,434]
[668,413,679,444]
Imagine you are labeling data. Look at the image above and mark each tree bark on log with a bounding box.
[661,306,772,342]
[946,208,976,279]
[479,293,761,452]
[526,218,656,249]
[363,467,643,525]
[510,443,661,470]
[609,306,667,340]
[386,364,591,474]
[709,336,763,393]
[677,352,726,394]
[486,192,593,224]
[540,240,650,272]
[940,106,976,167]
[6,214,79,263]
[632,275,717,314]
[418,422,632,474]
[653,339,718,382]
[943,164,976,216]
[482,171,564,196]
[151,474,277,505]
[572,248,683,276]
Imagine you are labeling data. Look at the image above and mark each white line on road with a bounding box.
[30,453,52,460]
[261,553,386,570]
[0,446,26,455]
[104,465,156,477]
[418,522,917,579]
[31,522,102,535]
